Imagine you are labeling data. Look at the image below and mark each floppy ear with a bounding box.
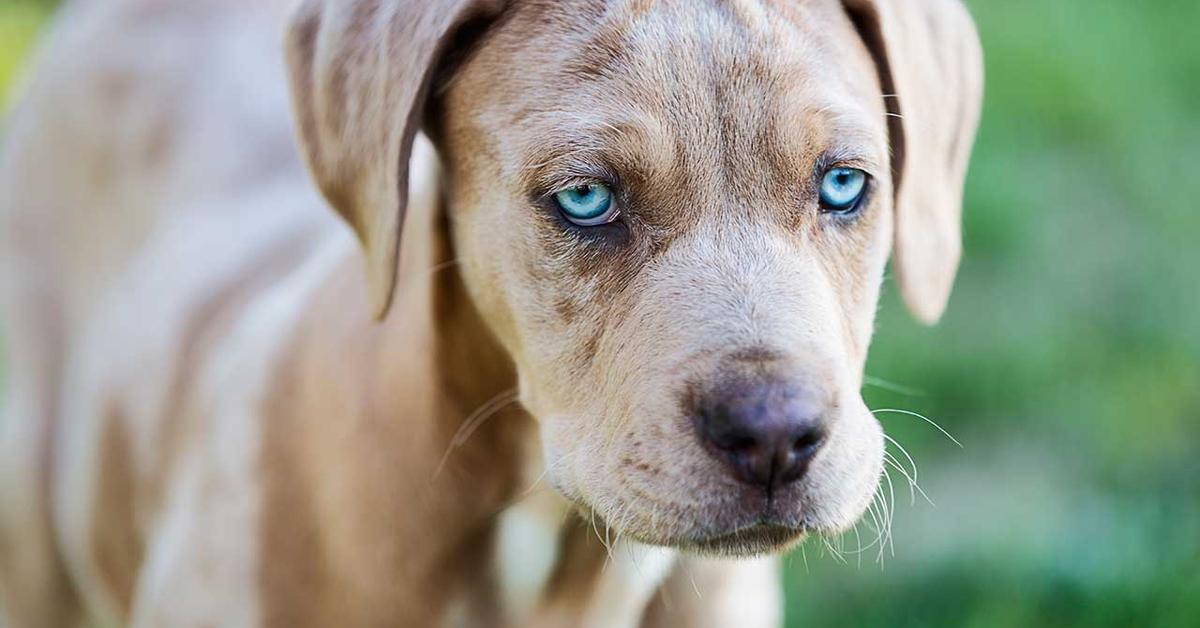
[285,0,507,318]
[843,0,984,324]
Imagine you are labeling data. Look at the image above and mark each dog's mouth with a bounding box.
[576,502,810,556]
[680,521,808,556]
[578,490,816,556]
[665,484,820,555]
[543,399,885,557]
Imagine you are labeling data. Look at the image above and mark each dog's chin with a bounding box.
[578,511,809,557]
[570,490,850,558]
[597,509,824,557]
[620,508,871,558]
[545,425,884,558]
[676,522,809,557]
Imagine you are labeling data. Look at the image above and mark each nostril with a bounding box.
[791,428,825,456]
[717,433,759,454]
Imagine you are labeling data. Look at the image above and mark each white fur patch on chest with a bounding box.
[575,539,676,628]
[496,488,571,622]
[495,487,677,628]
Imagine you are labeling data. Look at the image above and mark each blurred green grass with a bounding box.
[1,1,1197,626]
[786,0,1200,626]
[0,0,50,108]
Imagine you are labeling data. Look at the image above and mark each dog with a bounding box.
[0,0,982,625]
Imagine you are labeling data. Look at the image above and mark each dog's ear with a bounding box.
[843,0,984,324]
[285,0,507,318]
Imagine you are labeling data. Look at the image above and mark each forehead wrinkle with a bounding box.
[485,0,885,212]
[683,5,837,154]
[769,92,888,180]
[513,107,676,192]
[628,3,783,196]
[724,0,770,26]
[563,1,837,209]
[562,1,635,82]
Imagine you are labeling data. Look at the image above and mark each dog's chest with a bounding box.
[482,488,676,628]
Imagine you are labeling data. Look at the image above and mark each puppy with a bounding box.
[0,0,982,626]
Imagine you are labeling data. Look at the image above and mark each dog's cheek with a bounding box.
[798,401,884,532]
[518,223,651,383]
[816,196,893,365]
[448,219,524,363]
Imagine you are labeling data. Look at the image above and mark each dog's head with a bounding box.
[286,0,981,555]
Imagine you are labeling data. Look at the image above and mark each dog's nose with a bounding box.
[694,378,829,491]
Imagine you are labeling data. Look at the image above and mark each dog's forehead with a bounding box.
[463,0,887,194]
[546,0,857,83]
[504,1,871,106]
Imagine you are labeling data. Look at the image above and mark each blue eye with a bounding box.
[553,183,618,226]
[819,167,868,213]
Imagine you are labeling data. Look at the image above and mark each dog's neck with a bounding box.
[402,148,531,476]
[429,215,522,443]
[410,192,676,626]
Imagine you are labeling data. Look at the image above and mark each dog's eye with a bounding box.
[553,183,619,226]
[819,167,868,213]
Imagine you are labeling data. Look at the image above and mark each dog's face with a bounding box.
[287,0,982,555]
[441,0,890,552]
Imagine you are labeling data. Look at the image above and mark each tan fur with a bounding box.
[0,0,982,626]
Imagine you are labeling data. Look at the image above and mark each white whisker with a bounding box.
[884,454,935,507]
[862,375,925,397]
[590,508,615,567]
[871,485,890,565]
[432,388,520,481]
[822,537,846,565]
[681,558,703,599]
[425,258,460,277]
[882,434,919,481]
[851,522,863,569]
[881,466,897,558]
[882,451,916,505]
[872,408,964,448]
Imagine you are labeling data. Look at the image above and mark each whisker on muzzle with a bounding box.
[862,375,926,397]
[873,481,894,565]
[880,465,897,560]
[588,508,616,566]
[872,407,964,448]
[862,405,961,564]
[883,434,937,507]
[844,490,889,563]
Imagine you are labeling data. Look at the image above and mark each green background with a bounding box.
[2,0,1197,626]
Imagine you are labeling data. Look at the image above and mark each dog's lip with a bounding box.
[573,489,810,555]
[583,483,818,554]
[680,519,808,555]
